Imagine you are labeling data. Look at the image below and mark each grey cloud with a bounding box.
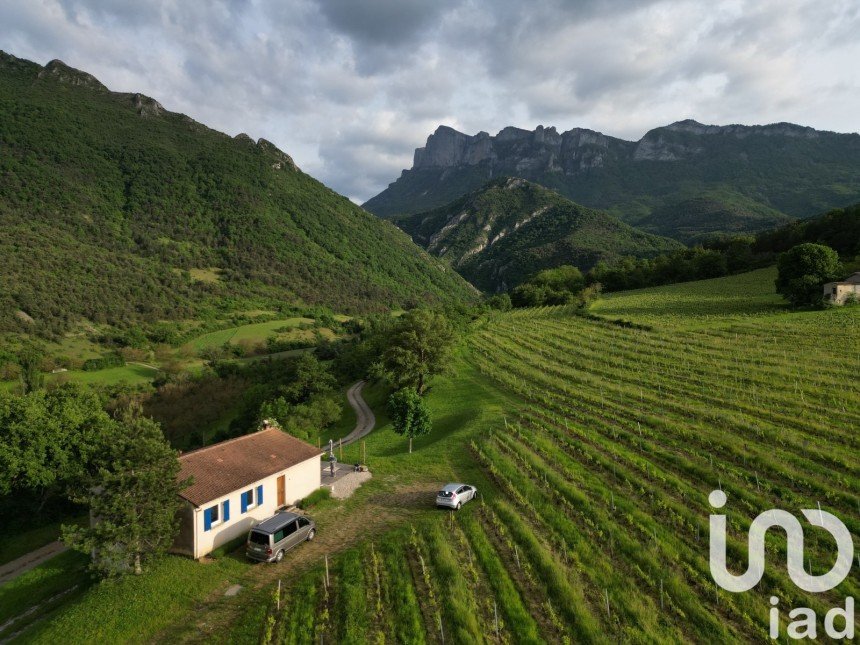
[0,0,858,202]
[318,0,455,46]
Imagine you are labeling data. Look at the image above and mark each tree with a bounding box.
[258,392,342,442]
[376,309,455,395]
[17,342,45,394]
[280,352,337,403]
[63,406,188,577]
[775,243,841,307]
[0,384,111,500]
[510,265,586,307]
[387,387,431,453]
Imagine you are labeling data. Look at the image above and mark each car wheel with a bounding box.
[274,549,284,563]
[456,502,461,510]
[307,528,315,542]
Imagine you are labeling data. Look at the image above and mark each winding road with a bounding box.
[340,380,376,446]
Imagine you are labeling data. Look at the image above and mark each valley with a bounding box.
[3,268,857,642]
[1,13,859,643]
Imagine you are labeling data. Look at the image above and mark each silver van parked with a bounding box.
[246,511,315,563]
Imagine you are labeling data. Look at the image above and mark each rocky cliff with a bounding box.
[364,120,860,242]
[395,177,681,292]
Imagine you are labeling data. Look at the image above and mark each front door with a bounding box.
[277,475,285,507]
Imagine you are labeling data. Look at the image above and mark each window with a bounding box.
[203,504,219,531]
[241,489,255,513]
[241,484,265,513]
[274,529,286,542]
[249,530,269,545]
[298,517,310,528]
[284,521,298,537]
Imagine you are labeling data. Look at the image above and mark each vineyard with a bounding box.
[263,271,860,643]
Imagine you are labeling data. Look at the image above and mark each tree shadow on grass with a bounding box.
[376,407,480,459]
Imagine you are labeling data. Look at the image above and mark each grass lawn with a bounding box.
[0,551,91,640]
[47,363,159,387]
[0,516,86,566]
[18,552,248,644]
[1,363,159,392]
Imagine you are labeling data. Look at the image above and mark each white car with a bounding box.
[436,483,478,510]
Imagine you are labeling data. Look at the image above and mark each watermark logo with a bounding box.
[708,490,855,640]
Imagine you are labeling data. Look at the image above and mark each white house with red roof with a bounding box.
[173,426,322,559]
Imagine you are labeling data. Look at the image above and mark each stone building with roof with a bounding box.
[823,272,860,305]
[173,426,322,559]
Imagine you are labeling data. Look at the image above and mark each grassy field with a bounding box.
[5,269,858,642]
[185,318,315,351]
[591,266,786,323]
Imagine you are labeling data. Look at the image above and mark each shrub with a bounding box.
[297,487,331,510]
[81,352,125,372]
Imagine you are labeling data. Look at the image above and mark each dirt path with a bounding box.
[0,541,67,586]
[340,380,375,446]
[127,361,160,371]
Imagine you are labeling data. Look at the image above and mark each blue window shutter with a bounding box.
[223,499,230,522]
[257,485,264,505]
[203,507,212,532]
[241,492,248,514]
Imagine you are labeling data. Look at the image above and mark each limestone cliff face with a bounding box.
[363,118,860,233]
[410,119,828,174]
[412,124,629,173]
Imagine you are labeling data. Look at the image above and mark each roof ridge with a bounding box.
[178,427,277,460]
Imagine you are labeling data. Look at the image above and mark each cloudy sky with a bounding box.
[1,0,859,202]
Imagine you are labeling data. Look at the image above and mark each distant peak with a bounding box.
[670,118,705,127]
[37,58,107,91]
[433,124,466,136]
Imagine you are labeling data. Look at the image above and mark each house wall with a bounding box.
[171,501,196,557]
[824,283,860,305]
[188,454,321,559]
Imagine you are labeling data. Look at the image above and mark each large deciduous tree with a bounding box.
[775,243,841,307]
[64,406,188,577]
[387,387,431,453]
[0,384,110,500]
[375,309,455,395]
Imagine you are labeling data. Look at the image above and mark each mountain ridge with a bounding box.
[395,177,682,292]
[363,120,860,242]
[0,50,475,335]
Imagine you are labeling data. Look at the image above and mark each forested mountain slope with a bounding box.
[0,52,474,336]
[365,121,860,242]
[396,177,681,291]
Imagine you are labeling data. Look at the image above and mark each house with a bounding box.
[823,272,860,305]
[173,427,322,559]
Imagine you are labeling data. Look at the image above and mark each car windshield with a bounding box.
[249,530,269,545]
[437,490,454,497]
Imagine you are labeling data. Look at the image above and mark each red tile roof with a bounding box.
[177,428,322,507]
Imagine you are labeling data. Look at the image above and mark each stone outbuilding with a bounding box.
[823,272,860,305]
